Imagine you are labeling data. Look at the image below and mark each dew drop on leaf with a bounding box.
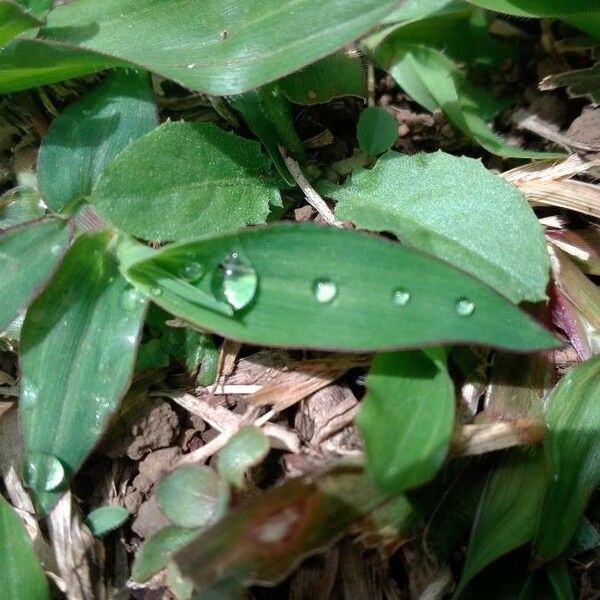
[180,262,203,281]
[392,288,411,306]
[20,380,39,410]
[455,297,475,317]
[24,452,65,492]
[121,288,146,311]
[313,279,338,303]
[150,286,163,297]
[221,251,258,310]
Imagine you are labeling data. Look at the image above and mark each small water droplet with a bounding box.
[187,63,196,69]
[455,297,475,317]
[150,286,163,297]
[20,380,38,410]
[313,279,337,303]
[121,288,146,311]
[50,243,63,256]
[24,453,65,492]
[220,251,258,310]
[392,288,411,306]
[180,262,202,281]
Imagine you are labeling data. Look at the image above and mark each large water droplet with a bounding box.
[180,262,203,282]
[392,288,411,306]
[221,251,258,310]
[455,297,475,317]
[121,288,146,311]
[313,279,337,303]
[24,453,65,492]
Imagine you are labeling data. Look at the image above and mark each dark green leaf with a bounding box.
[91,122,281,242]
[0,1,41,48]
[546,559,574,600]
[37,0,399,96]
[0,495,49,600]
[84,505,129,537]
[20,231,148,513]
[38,69,157,214]
[122,224,559,352]
[466,0,600,17]
[356,107,398,155]
[217,426,270,488]
[136,338,170,372]
[0,218,72,332]
[157,465,229,529]
[330,151,550,303]
[569,518,600,556]
[534,355,600,562]
[358,351,454,493]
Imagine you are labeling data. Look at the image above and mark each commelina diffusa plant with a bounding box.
[1,0,600,598]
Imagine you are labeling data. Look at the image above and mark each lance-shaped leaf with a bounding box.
[0,495,50,600]
[358,350,454,493]
[174,466,388,589]
[466,0,600,17]
[27,0,399,96]
[0,0,42,48]
[38,69,158,213]
[329,151,550,303]
[534,354,600,562]
[122,224,559,352]
[20,231,148,513]
[90,122,281,242]
[0,218,72,332]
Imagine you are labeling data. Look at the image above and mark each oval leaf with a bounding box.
[0,218,71,332]
[217,426,270,488]
[358,350,454,493]
[84,506,129,538]
[20,231,148,513]
[356,107,398,155]
[91,122,281,242]
[124,224,559,352]
[330,151,550,303]
[38,69,158,213]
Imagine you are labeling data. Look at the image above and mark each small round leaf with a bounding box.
[357,107,398,155]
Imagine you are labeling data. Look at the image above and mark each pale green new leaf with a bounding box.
[20,231,148,513]
[358,351,454,493]
[0,218,72,332]
[91,122,281,242]
[0,0,41,48]
[122,224,558,352]
[217,426,270,488]
[84,506,129,537]
[534,355,600,562]
[38,69,158,213]
[0,495,49,599]
[330,151,550,303]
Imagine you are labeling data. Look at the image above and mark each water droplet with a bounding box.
[150,286,163,297]
[220,251,257,310]
[121,288,146,311]
[313,279,337,303]
[455,297,475,317]
[392,288,411,306]
[24,453,65,492]
[20,380,38,410]
[187,63,196,69]
[82,109,92,116]
[50,243,63,256]
[180,262,203,281]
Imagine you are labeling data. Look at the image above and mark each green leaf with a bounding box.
[136,338,170,373]
[372,40,562,158]
[383,0,464,24]
[132,525,200,583]
[37,0,399,96]
[123,224,559,352]
[456,449,546,596]
[20,231,148,513]
[38,69,157,214]
[13,0,51,16]
[0,38,126,94]
[157,465,229,529]
[356,107,398,155]
[466,0,600,17]
[217,426,270,488]
[90,122,281,242]
[0,218,72,332]
[534,355,600,562]
[329,151,550,304]
[0,495,49,600]
[546,559,574,600]
[0,1,42,48]
[278,52,367,104]
[357,351,454,493]
[84,506,129,537]
[569,518,600,556]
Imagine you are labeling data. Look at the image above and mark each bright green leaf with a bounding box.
[38,69,157,214]
[358,351,454,493]
[217,426,270,488]
[84,505,129,537]
[0,1,41,48]
[13,0,51,16]
[157,465,229,529]
[20,231,148,513]
[330,151,550,304]
[122,224,559,353]
[534,355,600,562]
[0,495,49,600]
[0,218,72,332]
[33,0,399,96]
[356,107,398,155]
[91,122,281,242]
[466,0,600,17]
